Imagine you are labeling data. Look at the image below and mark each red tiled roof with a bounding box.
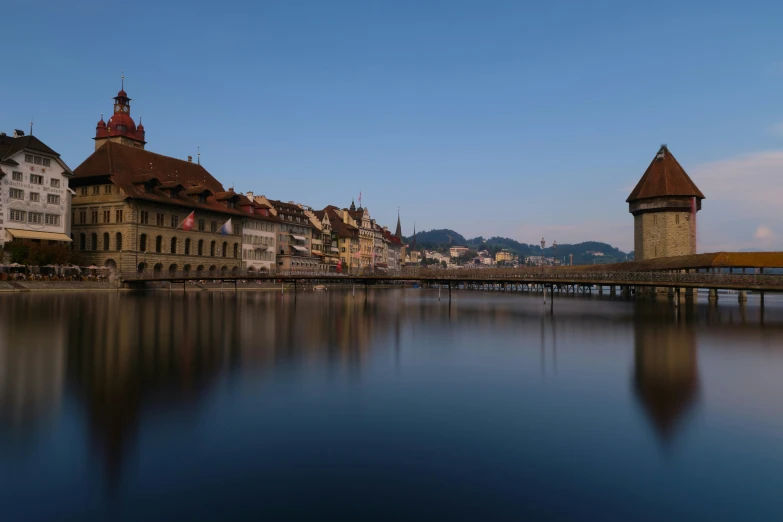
[73,142,252,218]
[627,146,705,203]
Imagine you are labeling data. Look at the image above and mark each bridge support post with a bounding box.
[598,285,603,296]
[449,282,452,301]
[738,290,747,302]
[708,288,718,301]
[439,284,441,301]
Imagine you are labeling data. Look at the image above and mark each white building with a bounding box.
[449,246,470,258]
[241,192,277,273]
[0,131,73,250]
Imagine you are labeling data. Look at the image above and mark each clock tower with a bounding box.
[94,81,146,151]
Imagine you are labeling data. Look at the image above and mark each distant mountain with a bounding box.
[403,229,466,248]
[405,230,631,265]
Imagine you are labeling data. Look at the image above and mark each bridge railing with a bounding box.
[118,267,783,288]
[402,267,783,287]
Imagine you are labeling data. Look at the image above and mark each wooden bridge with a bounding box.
[119,263,783,296]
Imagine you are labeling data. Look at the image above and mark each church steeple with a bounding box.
[394,207,402,240]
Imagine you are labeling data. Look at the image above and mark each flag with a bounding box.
[180,211,195,231]
[219,219,233,235]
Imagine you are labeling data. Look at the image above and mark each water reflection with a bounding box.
[633,303,699,442]
[1,291,782,520]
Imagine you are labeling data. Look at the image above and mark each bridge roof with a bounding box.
[581,252,783,271]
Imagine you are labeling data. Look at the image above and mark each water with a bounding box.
[1,289,783,521]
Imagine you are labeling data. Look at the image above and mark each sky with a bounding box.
[2,0,783,252]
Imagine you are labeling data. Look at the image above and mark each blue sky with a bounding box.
[3,0,783,251]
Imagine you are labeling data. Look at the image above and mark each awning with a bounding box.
[330,247,339,252]
[6,229,72,242]
[290,234,306,241]
[291,245,309,252]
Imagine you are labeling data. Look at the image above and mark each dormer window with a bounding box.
[227,200,236,209]
[145,183,155,194]
[198,194,207,204]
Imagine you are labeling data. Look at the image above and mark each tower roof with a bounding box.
[627,145,705,203]
[394,209,402,239]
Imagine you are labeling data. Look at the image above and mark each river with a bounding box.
[1,289,782,521]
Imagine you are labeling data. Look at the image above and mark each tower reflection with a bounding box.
[633,302,699,443]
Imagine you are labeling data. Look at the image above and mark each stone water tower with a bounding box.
[627,145,705,260]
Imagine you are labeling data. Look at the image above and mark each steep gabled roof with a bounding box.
[0,134,60,159]
[627,145,705,203]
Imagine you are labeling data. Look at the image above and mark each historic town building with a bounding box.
[627,145,705,260]
[0,130,73,249]
[70,87,245,276]
[262,198,318,271]
[322,205,360,271]
[240,193,278,273]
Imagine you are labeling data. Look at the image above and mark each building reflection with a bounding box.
[0,296,67,438]
[632,302,699,442]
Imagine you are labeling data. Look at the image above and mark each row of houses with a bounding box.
[0,85,406,276]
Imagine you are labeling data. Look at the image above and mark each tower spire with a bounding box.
[121,70,124,90]
[197,146,200,165]
[394,206,402,239]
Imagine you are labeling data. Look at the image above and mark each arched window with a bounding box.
[170,236,178,254]
[116,232,123,251]
[103,232,110,251]
[233,243,238,258]
[91,233,98,251]
[222,241,227,258]
[137,262,146,273]
[155,235,162,253]
[140,234,147,252]
[198,239,204,256]
[210,241,216,257]
[185,238,191,255]
[79,233,86,251]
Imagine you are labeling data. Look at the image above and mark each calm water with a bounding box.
[1,288,783,521]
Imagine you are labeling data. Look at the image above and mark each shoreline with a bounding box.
[0,282,407,293]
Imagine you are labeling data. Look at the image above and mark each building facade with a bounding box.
[0,131,73,250]
[240,197,278,273]
[627,146,704,260]
[70,87,244,276]
[264,199,318,271]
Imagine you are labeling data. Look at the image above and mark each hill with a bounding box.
[405,230,631,265]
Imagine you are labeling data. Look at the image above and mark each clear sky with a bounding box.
[3,0,783,252]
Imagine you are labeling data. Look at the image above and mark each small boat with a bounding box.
[313,285,327,291]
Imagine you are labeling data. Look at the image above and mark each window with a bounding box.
[92,186,100,195]
[233,243,238,258]
[103,233,110,251]
[30,174,43,185]
[28,212,43,224]
[116,233,123,251]
[12,171,23,181]
[116,209,123,223]
[47,194,60,205]
[30,192,40,202]
[185,238,191,255]
[103,210,111,223]
[104,185,112,194]
[25,154,33,163]
[197,194,207,204]
[222,241,227,258]
[197,240,204,256]
[210,241,216,256]
[79,210,87,224]
[80,187,88,196]
[171,215,179,228]
[140,234,147,251]
[45,214,60,226]
[79,233,86,251]
[51,179,60,188]
[10,188,24,199]
[211,221,217,233]
[10,209,26,222]
[155,236,162,253]
[91,210,98,223]
[141,211,149,224]
[24,154,50,166]
[91,233,98,251]
[145,183,155,194]
[43,158,51,167]
[171,237,178,254]
[198,219,205,232]
[156,213,165,226]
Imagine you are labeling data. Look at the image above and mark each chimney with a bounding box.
[188,156,193,163]
[246,191,254,200]
[13,129,25,138]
